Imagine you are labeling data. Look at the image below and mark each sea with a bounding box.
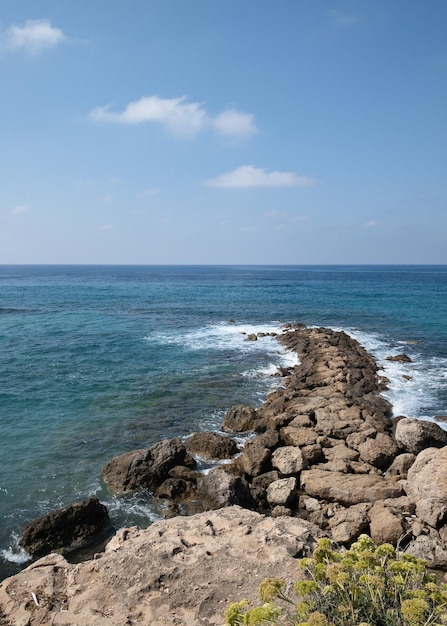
[1,265,446,580]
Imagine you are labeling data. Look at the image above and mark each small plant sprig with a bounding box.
[224,535,447,626]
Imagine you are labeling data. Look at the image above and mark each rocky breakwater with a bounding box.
[101,325,447,565]
[3,324,447,625]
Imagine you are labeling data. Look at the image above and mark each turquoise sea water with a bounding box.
[1,265,446,579]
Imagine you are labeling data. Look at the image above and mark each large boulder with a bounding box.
[328,503,370,544]
[368,503,405,546]
[394,418,447,455]
[357,433,399,468]
[271,446,307,475]
[197,468,255,510]
[300,469,404,506]
[266,478,297,507]
[20,497,109,559]
[406,446,447,527]
[221,405,263,433]
[102,438,196,493]
[184,431,238,460]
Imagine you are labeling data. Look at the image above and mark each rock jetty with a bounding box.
[2,324,447,625]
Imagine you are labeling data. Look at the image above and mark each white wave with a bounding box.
[347,328,447,423]
[145,321,284,354]
[1,535,32,565]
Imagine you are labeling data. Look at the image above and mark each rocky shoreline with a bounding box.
[2,324,447,625]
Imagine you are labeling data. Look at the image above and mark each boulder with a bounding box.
[197,468,255,510]
[20,497,109,559]
[266,477,297,507]
[406,447,447,527]
[368,503,405,546]
[386,453,416,477]
[184,431,238,460]
[404,535,447,569]
[235,444,271,477]
[300,469,404,506]
[328,503,370,544]
[221,405,262,433]
[101,438,196,493]
[394,418,447,455]
[271,446,308,475]
[357,433,399,468]
[385,354,412,363]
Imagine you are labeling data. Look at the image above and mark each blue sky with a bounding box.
[0,1,446,264]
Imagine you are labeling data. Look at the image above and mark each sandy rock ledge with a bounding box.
[0,506,323,626]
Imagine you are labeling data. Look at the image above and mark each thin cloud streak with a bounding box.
[206,165,316,189]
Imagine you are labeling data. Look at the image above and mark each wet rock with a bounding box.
[385,354,412,363]
[20,497,110,559]
[221,404,263,433]
[184,431,238,460]
[101,438,196,493]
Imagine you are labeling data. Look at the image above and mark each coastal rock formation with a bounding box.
[4,324,447,624]
[101,437,196,493]
[19,497,109,559]
[0,507,324,626]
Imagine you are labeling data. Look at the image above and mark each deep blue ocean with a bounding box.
[1,265,446,580]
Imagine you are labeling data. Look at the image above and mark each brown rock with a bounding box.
[101,438,196,493]
[357,433,399,468]
[221,404,262,433]
[404,535,447,569]
[368,503,405,545]
[197,468,255,510]
[386,453,416,477]
[406,447,447,527]
[280,426,318,447]
[19,497,110,559]
[266,477,297,507]
[271,446,308,475]
[0,507,326,626]
[385,354,412,363]
[300,469,404,506]
[394,418,447,455]
[184,431,238,460]
[328,503,371,544]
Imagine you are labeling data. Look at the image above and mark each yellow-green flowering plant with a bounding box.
[224,535,447,625]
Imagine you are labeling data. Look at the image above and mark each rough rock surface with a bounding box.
[394,417,447,455]
[0,507,324,626]
[184,431,239,461]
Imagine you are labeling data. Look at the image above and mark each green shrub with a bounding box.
[224,535,447,626]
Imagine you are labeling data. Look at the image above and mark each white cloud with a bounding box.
[206,165,316,189]
[90,96,257,138]
[137,187,161,199]
[11,204,30,215]
[330,9,359,27]
[213,108,257,137]
[4,19,66,53]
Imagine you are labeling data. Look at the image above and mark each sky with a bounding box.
[0,1,446,264]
